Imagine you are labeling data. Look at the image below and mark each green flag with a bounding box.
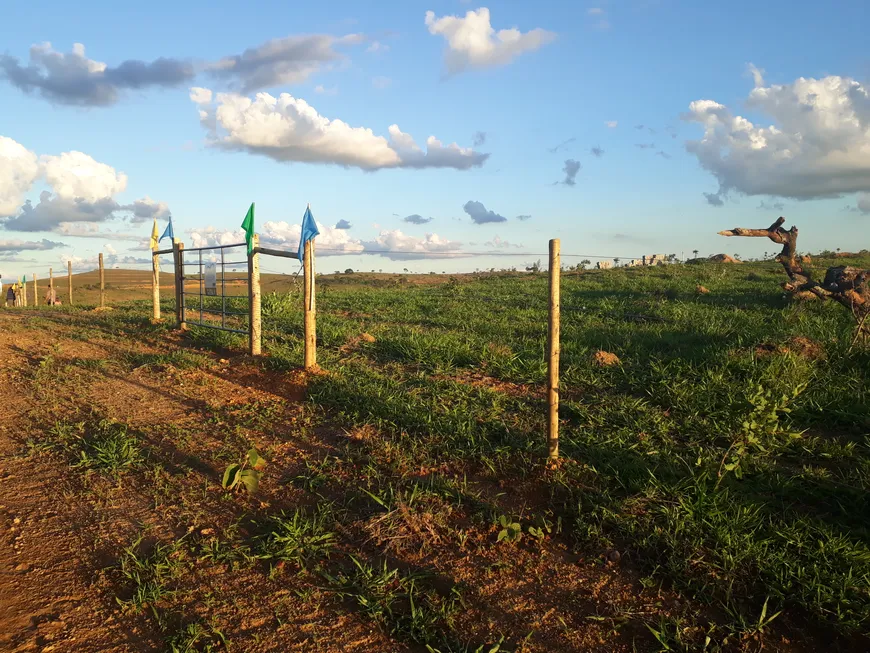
[241,202,255,254]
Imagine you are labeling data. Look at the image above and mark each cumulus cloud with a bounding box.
[0,42,194,106]
[425,8,555,75]
[335,219,352,229]
[0,135,169,232]
[605,121,618,128]
[463,200,506,224]
[0,238,66,253]
[188,221,463,260]
[516,214,532,221]
[560,159,581,186]
[684,68,870,200]
[402,214,433,225]
[0,136,40,217]
[361,230,464,260]
[858,193,870,214]
[40,150,128,201]
[193,89,488,171]
[207,34,362,93]
[590,146,604,157]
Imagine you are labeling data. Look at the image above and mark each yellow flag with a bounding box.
[150,218,159,251]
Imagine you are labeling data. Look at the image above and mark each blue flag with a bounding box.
[159,216,174,244]
[297,206,319,260]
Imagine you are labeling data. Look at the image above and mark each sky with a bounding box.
[1,0,869,277]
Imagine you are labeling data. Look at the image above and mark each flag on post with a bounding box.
[241,203,255,254]
[159,215,174,244]
[150,218,159,251]
[297,205,319,261]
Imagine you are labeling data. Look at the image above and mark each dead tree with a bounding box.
[719,217,869,341]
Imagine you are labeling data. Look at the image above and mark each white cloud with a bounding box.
[605,120,618,128]
[187,222,464,260]
[684,68,870,201]
[858,193,870,215]
[40,150,128,202]
[587,8,605,15]
[361,230,465,260]
[189,86,213,105]
[0,136,40,217]
[372,76,392,89]
[193,89,488,170]
[314,84,338,95]
[0,134,169,232]
[104,243,117,255]
[425,8,556,75]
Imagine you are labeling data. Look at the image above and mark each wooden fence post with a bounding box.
[33,273,38,308]
[99,253,105,308]
[303,239,317,369]
[68,261,73,305]
[152,251,161,322]
[49,268,53,297]
[22,277,27,307]
[548,238,561,461]
[175,242,187,330]
[248,235,261,355]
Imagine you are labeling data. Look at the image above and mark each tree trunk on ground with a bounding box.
[719,217,869,339]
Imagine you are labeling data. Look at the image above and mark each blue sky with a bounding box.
[1,0,868,277]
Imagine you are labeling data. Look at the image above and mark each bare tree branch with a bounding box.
[719,217,869,338]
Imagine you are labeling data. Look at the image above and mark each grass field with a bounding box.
[1,256,868,652]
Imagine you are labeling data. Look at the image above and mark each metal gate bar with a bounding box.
[179,242,250,334]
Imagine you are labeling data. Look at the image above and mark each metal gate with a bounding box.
[179,242,250,334]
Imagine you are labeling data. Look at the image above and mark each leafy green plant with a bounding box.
[496,515,522,543]
[717,383,806,487]
[222,447,266,494]
[73,420,143,474]
[166,621,228,652]
[251,508,336,569]
[116,536,186,619]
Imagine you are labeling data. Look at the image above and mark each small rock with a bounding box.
[359,333,376,343]
[606,550,621,563]
[14,563,31,573]
[591,350,620,367]
[696,285,710,294]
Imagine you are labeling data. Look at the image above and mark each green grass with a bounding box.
[35,257,870,645]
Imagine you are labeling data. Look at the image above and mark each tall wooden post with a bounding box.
[98,253,105,308]
[248,235,261,355]
[303,239,317,369]
[175,242,187,330]
[152,251,161,321]
[33,273,39,308]
[68,261,73,305]
[22,278,27,307]
[547,238,561,461]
